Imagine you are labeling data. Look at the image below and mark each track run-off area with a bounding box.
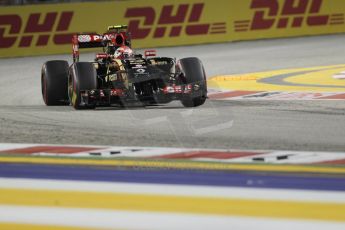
[0,34,345,229]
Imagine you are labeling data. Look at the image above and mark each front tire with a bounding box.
[69,62,97,110]
[179,57,207,107]
[41,60,69,105]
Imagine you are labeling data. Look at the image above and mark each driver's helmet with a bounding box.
[114,46,133,59]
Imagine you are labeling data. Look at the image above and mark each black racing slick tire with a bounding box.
[41,60,69,106]
[69,62,97,110]
[179,57,207,107]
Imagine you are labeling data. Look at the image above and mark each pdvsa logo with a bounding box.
[0,12,74,48]
[234,0,344,32]
[125,3,226,39]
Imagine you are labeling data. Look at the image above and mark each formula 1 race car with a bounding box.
[41,25,207,109]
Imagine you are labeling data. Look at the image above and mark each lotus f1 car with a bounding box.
[41,25,207,109]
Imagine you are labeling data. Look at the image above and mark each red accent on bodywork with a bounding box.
[163,84,191,94]
[72,34,79,62]
[144,49,156,57]
[112,33,125,46]
[96,53,109,59]
[111,89,124,96]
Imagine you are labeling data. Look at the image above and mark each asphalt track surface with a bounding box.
[0,34,345,151]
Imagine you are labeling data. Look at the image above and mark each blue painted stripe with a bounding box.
[0,163,344,191]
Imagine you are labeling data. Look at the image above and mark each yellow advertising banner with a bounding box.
[0,0,345,57]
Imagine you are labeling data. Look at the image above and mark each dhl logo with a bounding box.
[234,0,344,32]
[0,12,74,48]
[125,3,226,39]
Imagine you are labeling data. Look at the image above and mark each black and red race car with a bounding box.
[41,25,207,109]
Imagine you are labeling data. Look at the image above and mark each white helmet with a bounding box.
[114,46,133,59]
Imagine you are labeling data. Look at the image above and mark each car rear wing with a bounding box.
[75,34,105,48]
[72,34,105,62]
[72,32,131,62]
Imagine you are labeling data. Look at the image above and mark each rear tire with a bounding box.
[179,57,207,107]
[181,95,206,107]
[41,60,69,105]
[69,62,97,110]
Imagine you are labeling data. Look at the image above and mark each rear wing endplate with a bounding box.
[72,34,106,62]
